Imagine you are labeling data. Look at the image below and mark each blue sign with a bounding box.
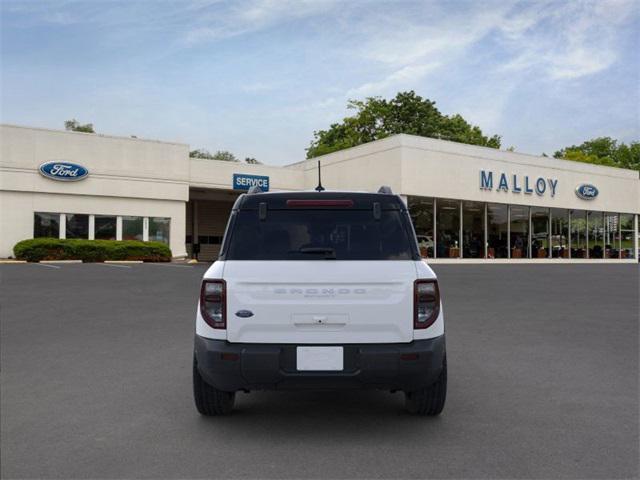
[233,173,269,191]
[575,184,598,200]
[480,170,558,197]
[39,161,89,182]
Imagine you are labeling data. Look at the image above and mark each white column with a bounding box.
[548,209,552,258]
[507,205,511,258]
[116,216,123,241]
[527,207,532,258]
[59,213,66,239]
[568,210,572,259]
[483,203,488,259]
[88,215,95,240]
[634,214,639,260]
[459,201,463,258]
[432,198,437,259]
[143,217,149,242]
[586,213,590,259]
[617,214,622,259]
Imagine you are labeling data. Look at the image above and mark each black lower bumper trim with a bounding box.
[194,335,446,392]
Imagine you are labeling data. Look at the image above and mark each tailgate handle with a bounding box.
[294,315,346,326]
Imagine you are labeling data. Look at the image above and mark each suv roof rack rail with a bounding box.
[377,185,393,194]
[247,186,263,194]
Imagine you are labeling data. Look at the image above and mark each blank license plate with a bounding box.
[296,347,343,371]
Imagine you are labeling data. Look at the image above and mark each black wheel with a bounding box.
[193,356,235,416]
[404,355,447,416]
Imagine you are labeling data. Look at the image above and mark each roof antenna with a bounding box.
[315,160,325,192]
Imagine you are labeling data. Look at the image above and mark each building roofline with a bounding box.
[284,135,402,168]
[395,133,639,178]
[289,133,639,179]
[0,123,190,147]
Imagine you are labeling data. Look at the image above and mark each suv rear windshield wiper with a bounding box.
[298,247,336,259]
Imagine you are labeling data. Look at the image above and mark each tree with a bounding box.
[189,149,239,162]
[212,150,238,162]
[306,91,501,158]
[554,137,640,171]
[189,149,215,159]
[244,157,262,164]
[64,119,94,133]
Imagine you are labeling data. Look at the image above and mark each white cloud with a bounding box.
[499,0,637,80]
[359,6,511,67]
[183,0,341,44]
[347,63,440,97]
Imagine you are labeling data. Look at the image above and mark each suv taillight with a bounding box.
[414,279,440,329]
[200,279,226,329]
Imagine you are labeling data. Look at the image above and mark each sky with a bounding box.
[1,0,639,165]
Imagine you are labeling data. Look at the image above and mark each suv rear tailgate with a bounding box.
[223,260,416,344]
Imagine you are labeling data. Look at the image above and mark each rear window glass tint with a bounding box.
[225,209,416,260]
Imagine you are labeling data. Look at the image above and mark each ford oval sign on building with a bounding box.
[575,184,598,200]
[39,161,89,182]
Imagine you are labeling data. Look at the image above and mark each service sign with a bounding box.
[575,184,598,200]
[39,161,89,182]
[233,173,269,191]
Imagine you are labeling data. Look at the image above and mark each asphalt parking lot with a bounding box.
[1,263,638,479]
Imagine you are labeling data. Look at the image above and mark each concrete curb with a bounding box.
[40,260,83,264]
[424,258,638,264]
[0,259,27,264]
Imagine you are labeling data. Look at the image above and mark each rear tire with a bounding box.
[193,356,235,416]
[404,355,447,416]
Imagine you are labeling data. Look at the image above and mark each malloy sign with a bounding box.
[480,170,558,197]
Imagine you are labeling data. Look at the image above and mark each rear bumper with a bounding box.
[194,335,445,392]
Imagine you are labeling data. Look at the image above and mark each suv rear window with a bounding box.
[224,209,417,260]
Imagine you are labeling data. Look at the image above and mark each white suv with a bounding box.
[193,189,446,415]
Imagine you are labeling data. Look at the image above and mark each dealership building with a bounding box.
[1,124,638,262]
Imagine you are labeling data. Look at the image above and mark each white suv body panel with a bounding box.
[196,259,444,343]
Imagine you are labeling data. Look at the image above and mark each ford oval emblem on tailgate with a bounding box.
[235,310,254,318]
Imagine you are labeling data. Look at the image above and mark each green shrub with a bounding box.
[13,238,172,262]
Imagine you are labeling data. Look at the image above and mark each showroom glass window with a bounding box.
[571,210,587,258]
[603,213,619,259]
[122,216,143,241]
[510,205,529,259]
[436,199,460,258]
[588,211,604,258]
[487,203,508,259]
[95,215,117,240]
[408,197,434,258]
[149,217,170,244]
[34,212,59,238]
[620,214,636,259]
[550,209,569,258]
[462,201,484,258]
[65,214,89,239]
[531,207,550,259]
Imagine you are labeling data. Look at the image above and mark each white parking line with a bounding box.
[35,263,61,269]
[96,263,132,269]
[147,263,194,268]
